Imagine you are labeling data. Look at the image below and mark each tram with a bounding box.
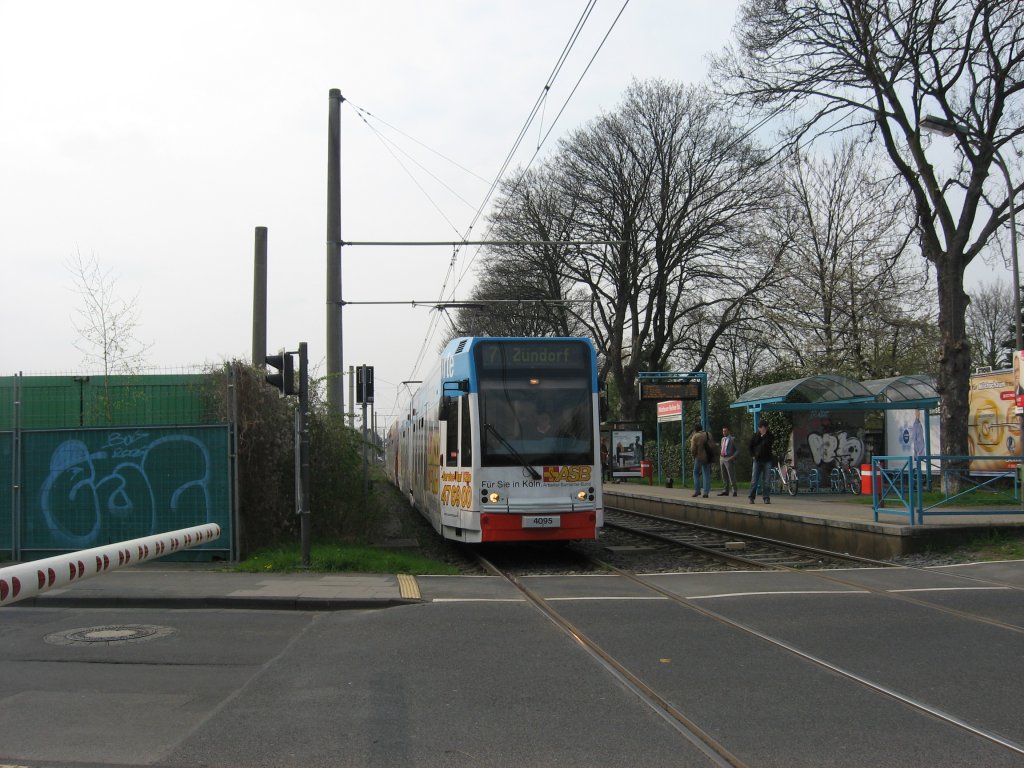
[385,336,603,543]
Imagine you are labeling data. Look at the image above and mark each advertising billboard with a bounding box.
[968,368,1022,472]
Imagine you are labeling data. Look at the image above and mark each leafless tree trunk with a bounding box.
[711,0,1024,460]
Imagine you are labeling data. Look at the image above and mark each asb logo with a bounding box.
[543,466,592,483]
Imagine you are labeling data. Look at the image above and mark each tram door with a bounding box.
[443,396,473,469]
[441,396,473,529]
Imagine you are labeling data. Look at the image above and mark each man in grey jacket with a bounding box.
[717,426,739,496]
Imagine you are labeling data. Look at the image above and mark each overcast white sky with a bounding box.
[0,1,1009,424]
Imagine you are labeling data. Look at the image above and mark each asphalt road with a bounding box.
[2,561,1023,767]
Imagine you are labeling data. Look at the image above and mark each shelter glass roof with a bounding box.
[860,374,938,403]
[733,375,873,409]
[732,373,939,412]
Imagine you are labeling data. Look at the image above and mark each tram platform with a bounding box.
[602,483,1024,559]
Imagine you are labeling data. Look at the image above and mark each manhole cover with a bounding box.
[45,624,176,646]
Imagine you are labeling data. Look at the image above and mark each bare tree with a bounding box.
[455,165,588,340]
[967,279,1017,369]
[763,140,937,378]
[67,249,151,375]
[473,80,781,420]
[712,0,1024,458]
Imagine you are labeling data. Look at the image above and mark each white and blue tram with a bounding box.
[385,337,603,543]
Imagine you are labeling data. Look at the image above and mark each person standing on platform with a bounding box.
[689,422,717,498]
[717,426,738,496]
[748,422,774,504]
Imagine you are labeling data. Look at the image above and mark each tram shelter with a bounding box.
[730,374,940,476]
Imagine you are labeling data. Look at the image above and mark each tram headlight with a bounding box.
[488,492,501,504]
[576,490,588,501]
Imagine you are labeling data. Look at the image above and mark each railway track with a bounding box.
[601,506,887,571]
[472,545,1024,766]
[601,505,1024,635]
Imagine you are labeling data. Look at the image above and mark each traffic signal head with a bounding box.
[266,352,296,395]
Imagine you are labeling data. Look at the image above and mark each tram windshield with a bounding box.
[474,340,594,467]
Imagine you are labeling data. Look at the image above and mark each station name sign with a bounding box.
[639,381,701,401]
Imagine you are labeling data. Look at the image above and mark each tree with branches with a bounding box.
[67,249,151,375]
[712,0,1024,458]
[761,140,937,378]
[465,80,782,420]
[967,279,1018,369]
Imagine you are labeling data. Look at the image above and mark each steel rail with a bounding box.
[605,506,1024,636]
[604,506,885,568]
[602,512,1024,638]
[602,511,856,570]
[595,560,1024,760]
[474,553,750,768]
[605,506,1024,591]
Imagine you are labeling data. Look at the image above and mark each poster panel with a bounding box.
[610,429,644,477]
[885,408,942,472]
[968,369,1022,472]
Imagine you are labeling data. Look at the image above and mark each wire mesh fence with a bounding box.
[2,373,234,561]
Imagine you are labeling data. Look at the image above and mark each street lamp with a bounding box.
[922,114,1023,496]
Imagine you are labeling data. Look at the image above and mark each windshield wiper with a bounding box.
[484,423,541,480]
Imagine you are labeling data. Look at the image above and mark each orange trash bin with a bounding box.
[860,464,880,495]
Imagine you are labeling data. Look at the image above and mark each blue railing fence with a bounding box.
[871,455,1021,524]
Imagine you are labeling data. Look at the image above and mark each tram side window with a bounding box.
[461,396,472,465]
[445,398,459,466]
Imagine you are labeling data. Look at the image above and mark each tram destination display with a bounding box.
[476,340,589,370]
[638,381,701,401]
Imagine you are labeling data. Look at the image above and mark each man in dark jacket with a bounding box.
[689,422,717,498]
[748,422,774,504]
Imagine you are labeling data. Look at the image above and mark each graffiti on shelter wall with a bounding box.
[791,412,865,474]
[30,429,220,549]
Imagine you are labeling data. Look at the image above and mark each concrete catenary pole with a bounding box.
[252,226,268,367]
[326,89,344,415]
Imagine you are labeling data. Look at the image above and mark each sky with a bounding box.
[0,0,1011,426]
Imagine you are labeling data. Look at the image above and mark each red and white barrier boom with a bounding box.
[0,523,221,607]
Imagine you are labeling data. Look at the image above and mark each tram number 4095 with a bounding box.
[522,516,560,528]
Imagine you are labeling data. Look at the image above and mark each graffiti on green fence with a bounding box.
[22,426,230,551]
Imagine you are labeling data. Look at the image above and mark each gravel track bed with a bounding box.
[382,487,1013,575]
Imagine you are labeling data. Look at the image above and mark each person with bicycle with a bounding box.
[748,421,774,504]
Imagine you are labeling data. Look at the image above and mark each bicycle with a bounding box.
[772,455,799,496]
[830,456,862,495]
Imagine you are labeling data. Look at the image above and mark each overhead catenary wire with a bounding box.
[454,0,630,290]
[345,1,631,419]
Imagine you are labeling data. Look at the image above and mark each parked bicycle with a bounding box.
[772,455,799,496]
[830,456,862,495]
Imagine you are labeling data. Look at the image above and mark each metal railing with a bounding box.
[871,455,1021,524]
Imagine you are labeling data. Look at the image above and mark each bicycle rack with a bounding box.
[806,469,820,492]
